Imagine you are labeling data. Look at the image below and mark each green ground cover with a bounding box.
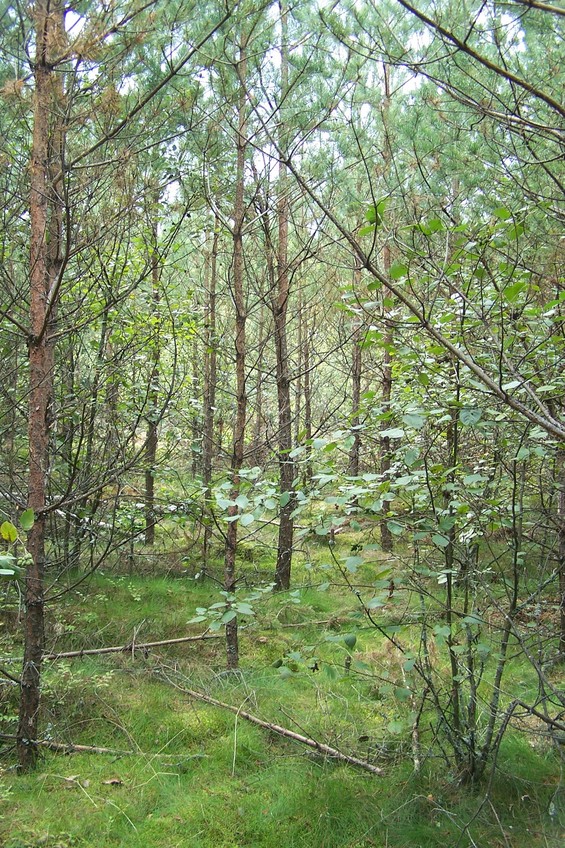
[1,535,564,847]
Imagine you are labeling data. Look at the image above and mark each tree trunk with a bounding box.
[224,38,248,669]
[294,288,303,447]
[17,0,65,771]
[380,242,393,553]
[274,1,295,592]
[557,447,565,657]
[252,300,266,466]
[348,308,363,477]
[145,209,161,546]
[202,216,220,572]
[303,309,313,485]
[379,64,393,553]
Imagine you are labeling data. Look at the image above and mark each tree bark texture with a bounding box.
[274,1,295,592]
[145,209,161,546]
[379,64,393,553]
[557,448,565,657]
[202,217,220,571]
[348,308,363,478]
[18,0,65,771]
[224,38,248,669]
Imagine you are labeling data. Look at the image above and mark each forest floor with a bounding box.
[1,530,564,847]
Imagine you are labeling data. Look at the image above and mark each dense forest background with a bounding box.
[0,1,564,845]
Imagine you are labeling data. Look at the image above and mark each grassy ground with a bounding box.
[1,533,564,847]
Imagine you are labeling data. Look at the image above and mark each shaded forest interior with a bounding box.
[0,1,564,846]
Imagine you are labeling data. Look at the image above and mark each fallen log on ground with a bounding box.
[178,685,383,776]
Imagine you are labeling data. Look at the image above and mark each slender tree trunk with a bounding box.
[274,1,295,592]
[68,306,111,569]
[294,288,303,446]
[224,39,248,669]
[252,300,266,466]
[17,0,65,771]
[145,209,161,546]
[202,216,220,572]
[60,339,76,570]
[445,368,461,744]
[380,241,393,553]
[380,64,393,553]
[191,319,201,478]
[557,447,565,657]
[303,307,313,485]
[348,308,362,477]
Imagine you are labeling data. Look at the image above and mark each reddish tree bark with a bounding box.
[17,0,65,771]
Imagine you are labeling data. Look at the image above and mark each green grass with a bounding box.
[1,534,565,847]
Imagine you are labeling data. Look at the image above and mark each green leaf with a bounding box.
[404,448,420,467]
[380,427,404,439]
[0,553,16,568]
[395,687,411,702]
[417,372,430,387]
[432,534,450,548]
[386,521,404,536]
[390,261,408,280]
[365,198,387,226]
[493,206,512,221]
[0,568,19,579]
[0,522,17,543]
[289,445,305,458]
[279,666,294,680]
[344,555,363,573]
[503,281,527,303]
[402,412,425,430]
[343,634,357,649]
[234,602,254,616]
[419,218,444,235]
[459,408,482,426]
[220,610,237,624]
[239,513,255,527]
[514,447,530,462]
[462,473,487,485]
[19,509,35,532]
[462,614,482,626]
[279,491,291,508]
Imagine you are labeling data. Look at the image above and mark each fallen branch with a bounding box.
[42,632,221,661]
[0,734,207,760]
[179,685,383,776]
[0,735,131,756]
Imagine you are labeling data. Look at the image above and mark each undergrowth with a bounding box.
[1,532,564,847]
